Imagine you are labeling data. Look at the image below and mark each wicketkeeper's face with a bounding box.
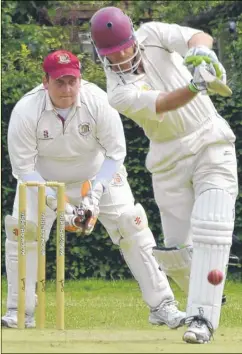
[43,75,80,109]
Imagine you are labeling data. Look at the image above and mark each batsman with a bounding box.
[90,7,238,344]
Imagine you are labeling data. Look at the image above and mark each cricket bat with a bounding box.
[199,67,232,97]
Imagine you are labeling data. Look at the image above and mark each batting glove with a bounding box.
[184,45,226,84]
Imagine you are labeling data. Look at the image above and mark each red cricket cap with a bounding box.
[43,50,81,79]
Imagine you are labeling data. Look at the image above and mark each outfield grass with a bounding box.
[2,278,242,353]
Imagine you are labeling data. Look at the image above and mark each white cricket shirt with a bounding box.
[8,80,126,184]
[106,21,220,143]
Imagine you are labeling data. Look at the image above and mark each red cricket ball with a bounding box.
[207,269,224,285]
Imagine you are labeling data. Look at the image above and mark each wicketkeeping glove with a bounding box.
[184,45,226,84]
[46,195,85,233]
[77,180,104,236]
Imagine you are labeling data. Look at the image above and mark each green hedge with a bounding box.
[1,1,242,280]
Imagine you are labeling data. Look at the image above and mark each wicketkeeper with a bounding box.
[2,50,187,328]
[90,7,238,344]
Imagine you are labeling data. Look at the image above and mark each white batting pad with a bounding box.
[118,203,174,308]
[5,215,37,242]
[5,239,38,315]
[12,182,56,242]
[187,189,235,329]
[153,245,192,294]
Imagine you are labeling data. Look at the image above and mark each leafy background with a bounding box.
[2,0,242,279]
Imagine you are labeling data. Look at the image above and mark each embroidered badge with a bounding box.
[57,54,71,64]
[78,122,91,136]
[111,173,124,186]
[198,307,204,316]
[43,130,49,139]
[134,216,142,225]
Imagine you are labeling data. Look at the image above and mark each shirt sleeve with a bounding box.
[94,157,123,188]
[8,109,38,177]
[108,85,163,122]
[141,22,203,57]
[20,171,56,197]
[8,109,56,196]
[96,99,127,163]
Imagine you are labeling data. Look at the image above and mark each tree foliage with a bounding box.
[1,1,242,279]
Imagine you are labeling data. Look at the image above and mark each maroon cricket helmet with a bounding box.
[90,7,135,56]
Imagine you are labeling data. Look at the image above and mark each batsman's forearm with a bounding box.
[188,32,213,49]
[156,87,197,114]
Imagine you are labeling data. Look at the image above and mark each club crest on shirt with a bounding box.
[57,54,71,64]
[78,122,91,136]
